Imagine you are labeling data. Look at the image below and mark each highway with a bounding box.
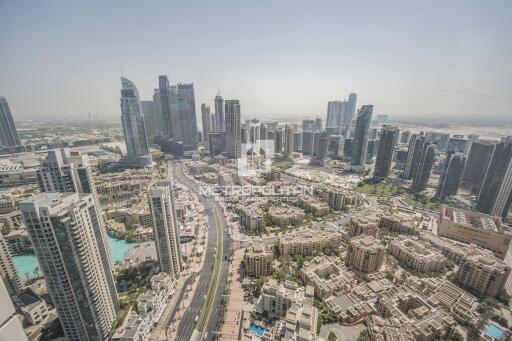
[172,162,233,341]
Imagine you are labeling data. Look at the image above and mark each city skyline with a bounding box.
[1,1,511,121]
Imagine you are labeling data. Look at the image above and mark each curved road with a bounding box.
[172,162,233,341]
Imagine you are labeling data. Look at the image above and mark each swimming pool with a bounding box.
[486,322,505,340]
[250,323,266,336]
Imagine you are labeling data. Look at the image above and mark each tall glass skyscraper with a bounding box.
[476,137,512,219]
[0,97,21,147]
[225,100,241,159]
[120,77,152,167]
[350,105,373,168]
[215,93,225,132]
[411,142,436,192]
[20,193,118,341]
[374,125,399,179]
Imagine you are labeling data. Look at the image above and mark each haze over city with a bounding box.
[1,0,511,122]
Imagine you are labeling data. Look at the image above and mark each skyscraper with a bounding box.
[374,125,399,179]
[476,137,512,219]
[225,100,241,159]
[0,278,27,341]
[411,143,436,192]
[158,75,174,139]
[141,100,158,142]
[283,124,294,158]
[0,231,21,296]
[20,193,118,341]
[274,128,283,155]
[201,104,211,151]
[400,130,411,144]
[326,101,345,128]
[403,132,425,179]
[38,149,94,193]
[120,77,152,167]
[152,89,163,137]
[36,149,118,310]
[148,181,182,278]
[460,139,495,193]
[173,83,198,149]
[345,93,357,125]
[259,123,268,141]
[436,152,466,199]
[350,105,373,169]
[0,97,21,147]
[215,93,225,132]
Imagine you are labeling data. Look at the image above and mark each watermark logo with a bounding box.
[238,139,274,177]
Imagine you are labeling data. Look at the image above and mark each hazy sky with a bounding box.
[1,0,511,122]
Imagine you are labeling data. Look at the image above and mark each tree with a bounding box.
[328,331,337,341]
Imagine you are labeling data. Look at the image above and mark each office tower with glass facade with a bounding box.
[374,125,399,179]
[476,137,512,219]
[283,124,294,158]
[120,77,152,167]
[436,152,466,199]
[225,100,241,159]
[350,105,373,169]
[201,104,211,150]
[20,193,118,341]
[215,93,225,132]
[411,143,436,192]
[345,92,357,125]
[0,97,21,147]
[158,75,174,139]
[148,181,182,278]
[141,100,158,142]
[403,132,425,179]
[461,139,495,193]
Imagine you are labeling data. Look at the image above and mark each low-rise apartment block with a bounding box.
[297,195,329,217]
[348,211,380,237]
[278,228,343,257]
[267,205,306,227]
[301,255,356,298]
[346,235,384,273]
[388,237,446,272]
[438,205,512,259]
[256,279,314,319]
[243,243,273,277]
[379,206,427,234]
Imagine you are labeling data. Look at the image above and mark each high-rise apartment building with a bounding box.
[225,100,241,159]
[201,104,211,150]
[436,152,466,199]
[283,124,294,158]
[326,101,345,128]
[120,77,152,167]
[36,149,118,309]
[374,125,399,179]
[0,97,21,147]
[148,181,182,278]
[0,278,27,341]
[476,137,512,220]
[274,128,283,155]
[172,83,198,149]
[20,193,118,341]
[350,105,373,169]
[215,93,225,132]
[411,143,436,192]
[0,231,21,296]
[400,130,411,144]
[403,132,425,179]
[345,93,357,125]
[461,140,495,193]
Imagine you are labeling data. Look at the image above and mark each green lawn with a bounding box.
[402,195,441,212]
[273,159,295,170]
[355,181,406,197]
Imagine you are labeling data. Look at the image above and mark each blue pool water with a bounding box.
[250,324,266,336]
[12,236,139,281]
[486,322,505,340]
